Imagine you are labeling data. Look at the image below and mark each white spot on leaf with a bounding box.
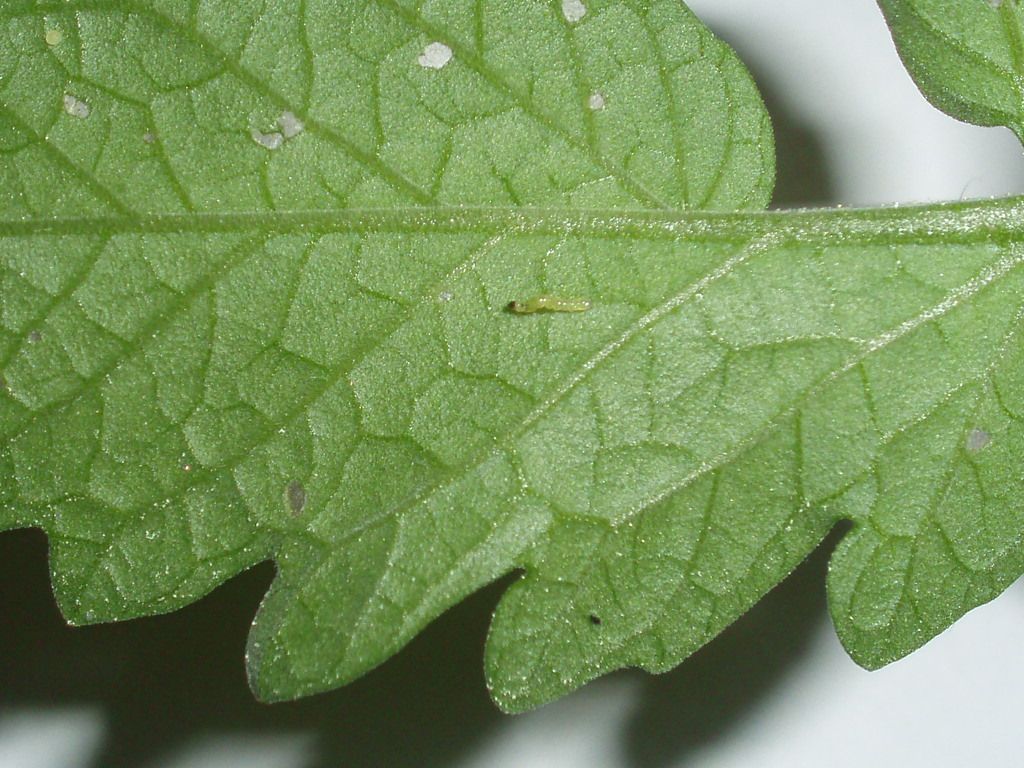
[418,41,453,70]
[251,127,284,150]
[278,111,304,138]
[562,0,587,23]
[62,93,90,119]
[45,28,63,46]
[967,428,991,452]
[588,92,606,111]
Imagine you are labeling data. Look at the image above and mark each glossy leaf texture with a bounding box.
[1,0,1023,713]
[879,0,1024,139]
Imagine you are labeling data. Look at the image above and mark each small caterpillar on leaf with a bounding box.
[506,295,591,314]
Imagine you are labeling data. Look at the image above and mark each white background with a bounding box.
[3,1,1024,766]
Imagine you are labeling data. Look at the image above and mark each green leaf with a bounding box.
[2,1,1023,713]
[879,0,1024,138]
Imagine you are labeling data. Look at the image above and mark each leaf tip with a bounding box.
[245,639,297,704]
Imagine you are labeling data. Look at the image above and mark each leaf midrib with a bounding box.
[3,196,1024,240]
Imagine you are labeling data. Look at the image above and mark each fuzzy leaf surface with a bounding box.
[1,0,1023,712]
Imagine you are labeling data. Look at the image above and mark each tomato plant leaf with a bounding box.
[1,1,1023,712]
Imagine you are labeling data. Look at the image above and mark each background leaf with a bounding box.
[879,0,1024,138]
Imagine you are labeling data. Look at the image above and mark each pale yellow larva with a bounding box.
[506,295,591,314]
